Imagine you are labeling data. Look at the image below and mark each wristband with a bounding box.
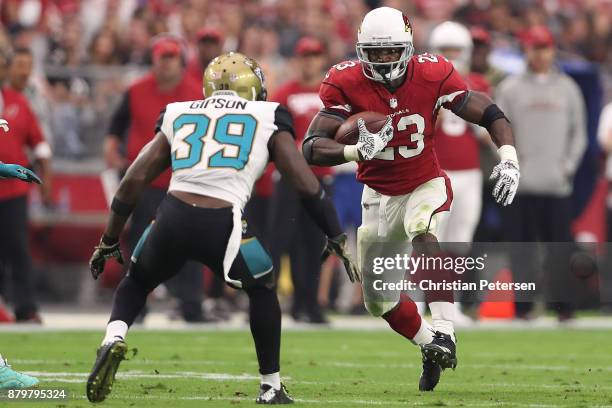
[343,145,360,162]
[101,234,119,245]
[498,145,519,167]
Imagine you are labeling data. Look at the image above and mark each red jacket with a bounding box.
[108,73,202,189]
[0,88,46,200]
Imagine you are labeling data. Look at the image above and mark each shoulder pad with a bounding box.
[323,60,362,86]
[412,54,454,83]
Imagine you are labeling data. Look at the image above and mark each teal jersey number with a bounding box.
[209,114,257,170]
[172,113,257,171]
[172,114,209,170]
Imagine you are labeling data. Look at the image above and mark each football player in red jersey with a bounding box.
[303,7,520,391]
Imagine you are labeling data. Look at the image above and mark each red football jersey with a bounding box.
[320,55,468,195]
[434,72,491,171]
[126,73,202,189]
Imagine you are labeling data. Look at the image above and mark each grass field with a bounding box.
[2,328,612,407]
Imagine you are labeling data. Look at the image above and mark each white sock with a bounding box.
[101,320,129,345]
[412,318,435,346]
[261,372,281,390]
[428,301,455,342]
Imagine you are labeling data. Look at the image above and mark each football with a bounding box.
[335,111,388,145]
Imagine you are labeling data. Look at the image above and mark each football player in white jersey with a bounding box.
[86,53,358,404]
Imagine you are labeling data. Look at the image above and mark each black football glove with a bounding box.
[322,233,361,283]
[90,236,124,280]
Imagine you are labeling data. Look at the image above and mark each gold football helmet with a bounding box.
[203,52,267,101]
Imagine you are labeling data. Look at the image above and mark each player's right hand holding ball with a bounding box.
[356,117,393,160]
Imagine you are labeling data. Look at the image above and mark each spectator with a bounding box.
[0,48,52,323]
[104,34,209,322]
[88,29,123,66]
[5,47,52,144]
[186,27,224,85]
[268,37,332,323]
[470,26,506,87]
[496,26,587,320]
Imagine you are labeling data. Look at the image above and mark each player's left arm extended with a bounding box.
[90,132,171,279]
[455,91,519,206]
[271,130,361,282]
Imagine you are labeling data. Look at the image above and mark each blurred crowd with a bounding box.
[0,0,610,159]
[1,0,612,324]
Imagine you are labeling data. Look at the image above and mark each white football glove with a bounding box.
[0,119,9,133]
[490,160,520,206]
[355,117,393,160]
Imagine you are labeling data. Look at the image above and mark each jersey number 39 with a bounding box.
[172,113,257,171]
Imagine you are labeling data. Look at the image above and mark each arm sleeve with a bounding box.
[157,106,174,144]
[108,92,131,141]
[154,107,166,134]
[436,66,469,112]
[268,104,295,160]
[564,80,587,176]
[273,104,294,138]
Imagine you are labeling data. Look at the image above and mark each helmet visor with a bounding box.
[356,42,414,82]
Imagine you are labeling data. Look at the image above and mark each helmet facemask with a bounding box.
[356,42,414,83]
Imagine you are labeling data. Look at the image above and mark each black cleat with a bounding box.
[256,383,294,404]
[421,331,457,370]
[418,357,442,391]
[86,339,128,402]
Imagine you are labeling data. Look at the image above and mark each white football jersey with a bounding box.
[158,93,293,209]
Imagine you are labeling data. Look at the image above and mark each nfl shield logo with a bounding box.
[389,98,398,109]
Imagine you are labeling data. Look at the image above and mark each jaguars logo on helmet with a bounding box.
[203,52,267,101]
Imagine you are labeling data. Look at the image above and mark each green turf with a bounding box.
[1,329,612,407]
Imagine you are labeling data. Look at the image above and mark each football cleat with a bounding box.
[86,339,127,402]
[421,331,457,370]
[0,358,39,389]
[256,383,294,404]
[418,357,441,391]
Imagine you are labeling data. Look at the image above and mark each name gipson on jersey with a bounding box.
[190,98,248,110]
